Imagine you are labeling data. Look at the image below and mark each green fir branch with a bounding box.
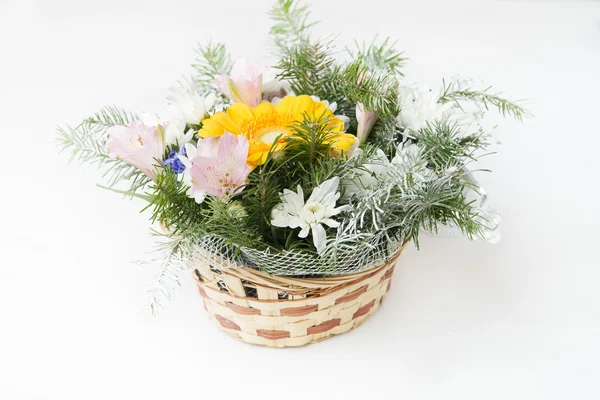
[416,121,489,172]
[276,41,399,117]
[347,35,407,76]
[142,232,191,316]
[439,78,531,121]
[268,0,318,54]
[332,59,399,118]
[145,168,206,233]
[55,106,151,191]
[242,163,282,244]
[192,41,232,88]
[276,40,336,99]
[84,105,138,128]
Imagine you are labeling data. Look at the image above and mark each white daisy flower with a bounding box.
[396,82,452,135]
[139,93,217,148]
[271,177,349,254]
[176,142,208,204]
[163,92,216,146]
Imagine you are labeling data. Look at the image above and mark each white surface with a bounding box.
[1,0,600,399]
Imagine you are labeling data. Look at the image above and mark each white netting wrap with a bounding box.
[193,234,403,276]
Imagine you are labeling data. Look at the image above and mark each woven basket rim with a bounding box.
[190,240,408,303]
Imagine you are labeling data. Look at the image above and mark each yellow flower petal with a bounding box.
[198,95,349,166]
[199,111,238,137]
[226,103,255,124]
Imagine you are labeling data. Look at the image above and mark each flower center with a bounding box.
[301,201,326,223]
[238,111,293,146]
[307,203,322,213]
[259,129,287,144]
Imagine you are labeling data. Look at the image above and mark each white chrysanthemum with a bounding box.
[163,93,216,146]
[141,93,216,147]
[271,177,349,253]
[176,142,209,204]
[396,83,451,135]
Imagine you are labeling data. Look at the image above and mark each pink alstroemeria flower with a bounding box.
[107,121,166,180]
[190,132,252,199]
[356,102,378,145]
[214,58,267,107]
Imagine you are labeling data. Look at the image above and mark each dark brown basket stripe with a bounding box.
[353,300,376,319]
[215,315,241,331]
[225,301,261,315]
[307,318,341,334]
[380,266,395,282]
[197,285,208,298]
[335,285,368,304]
[257,329,291,340]
[280,304,319,316]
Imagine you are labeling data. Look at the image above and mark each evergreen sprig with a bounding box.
[347,36,407,76]
[192,41,232,89]
[276,41,399,117]
[416,121,489,172]
[440,78,531,121]
[332,59,399,118]
[268,0,318,54]
[241,162,282,244]
[145,168,205,233]
[399,176,485,247]
[84,105,138,128]
[55,106,150,191]
[142,237,187,317]
[284,112,342,166]
[276,40,337,100]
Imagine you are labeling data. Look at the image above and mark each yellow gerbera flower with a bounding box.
[198,95,356,166]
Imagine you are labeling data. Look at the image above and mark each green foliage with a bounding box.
[276,41,399,117]
[197,197,257,248]
[347,35,407,76]
[55,106,150,192]
[342,154,487,250]
[85,105,138,128]
[416,121,489,172]
[370,116,405,157]
[241,163,282,244]
[440,78,531,121]
[276,40,337,100]
[332,59,399,118]
[142,235,187,316]
[145,167,205,233]
[284,112,342,166]
[399,176,486,247]
[268,0,318,54]
[192,41,232,89]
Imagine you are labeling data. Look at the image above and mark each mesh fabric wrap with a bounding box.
[195,234,402,276]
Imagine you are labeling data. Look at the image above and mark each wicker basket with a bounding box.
[188,242,407,347]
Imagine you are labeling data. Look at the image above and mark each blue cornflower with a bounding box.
[162,145,187,174]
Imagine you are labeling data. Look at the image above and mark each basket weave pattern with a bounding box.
[189,244,406,347]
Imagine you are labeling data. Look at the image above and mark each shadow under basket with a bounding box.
[189,243,407,348]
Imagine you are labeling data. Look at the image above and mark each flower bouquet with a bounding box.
[57,0,528,347]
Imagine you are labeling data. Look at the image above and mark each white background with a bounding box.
[1,0,600,399]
